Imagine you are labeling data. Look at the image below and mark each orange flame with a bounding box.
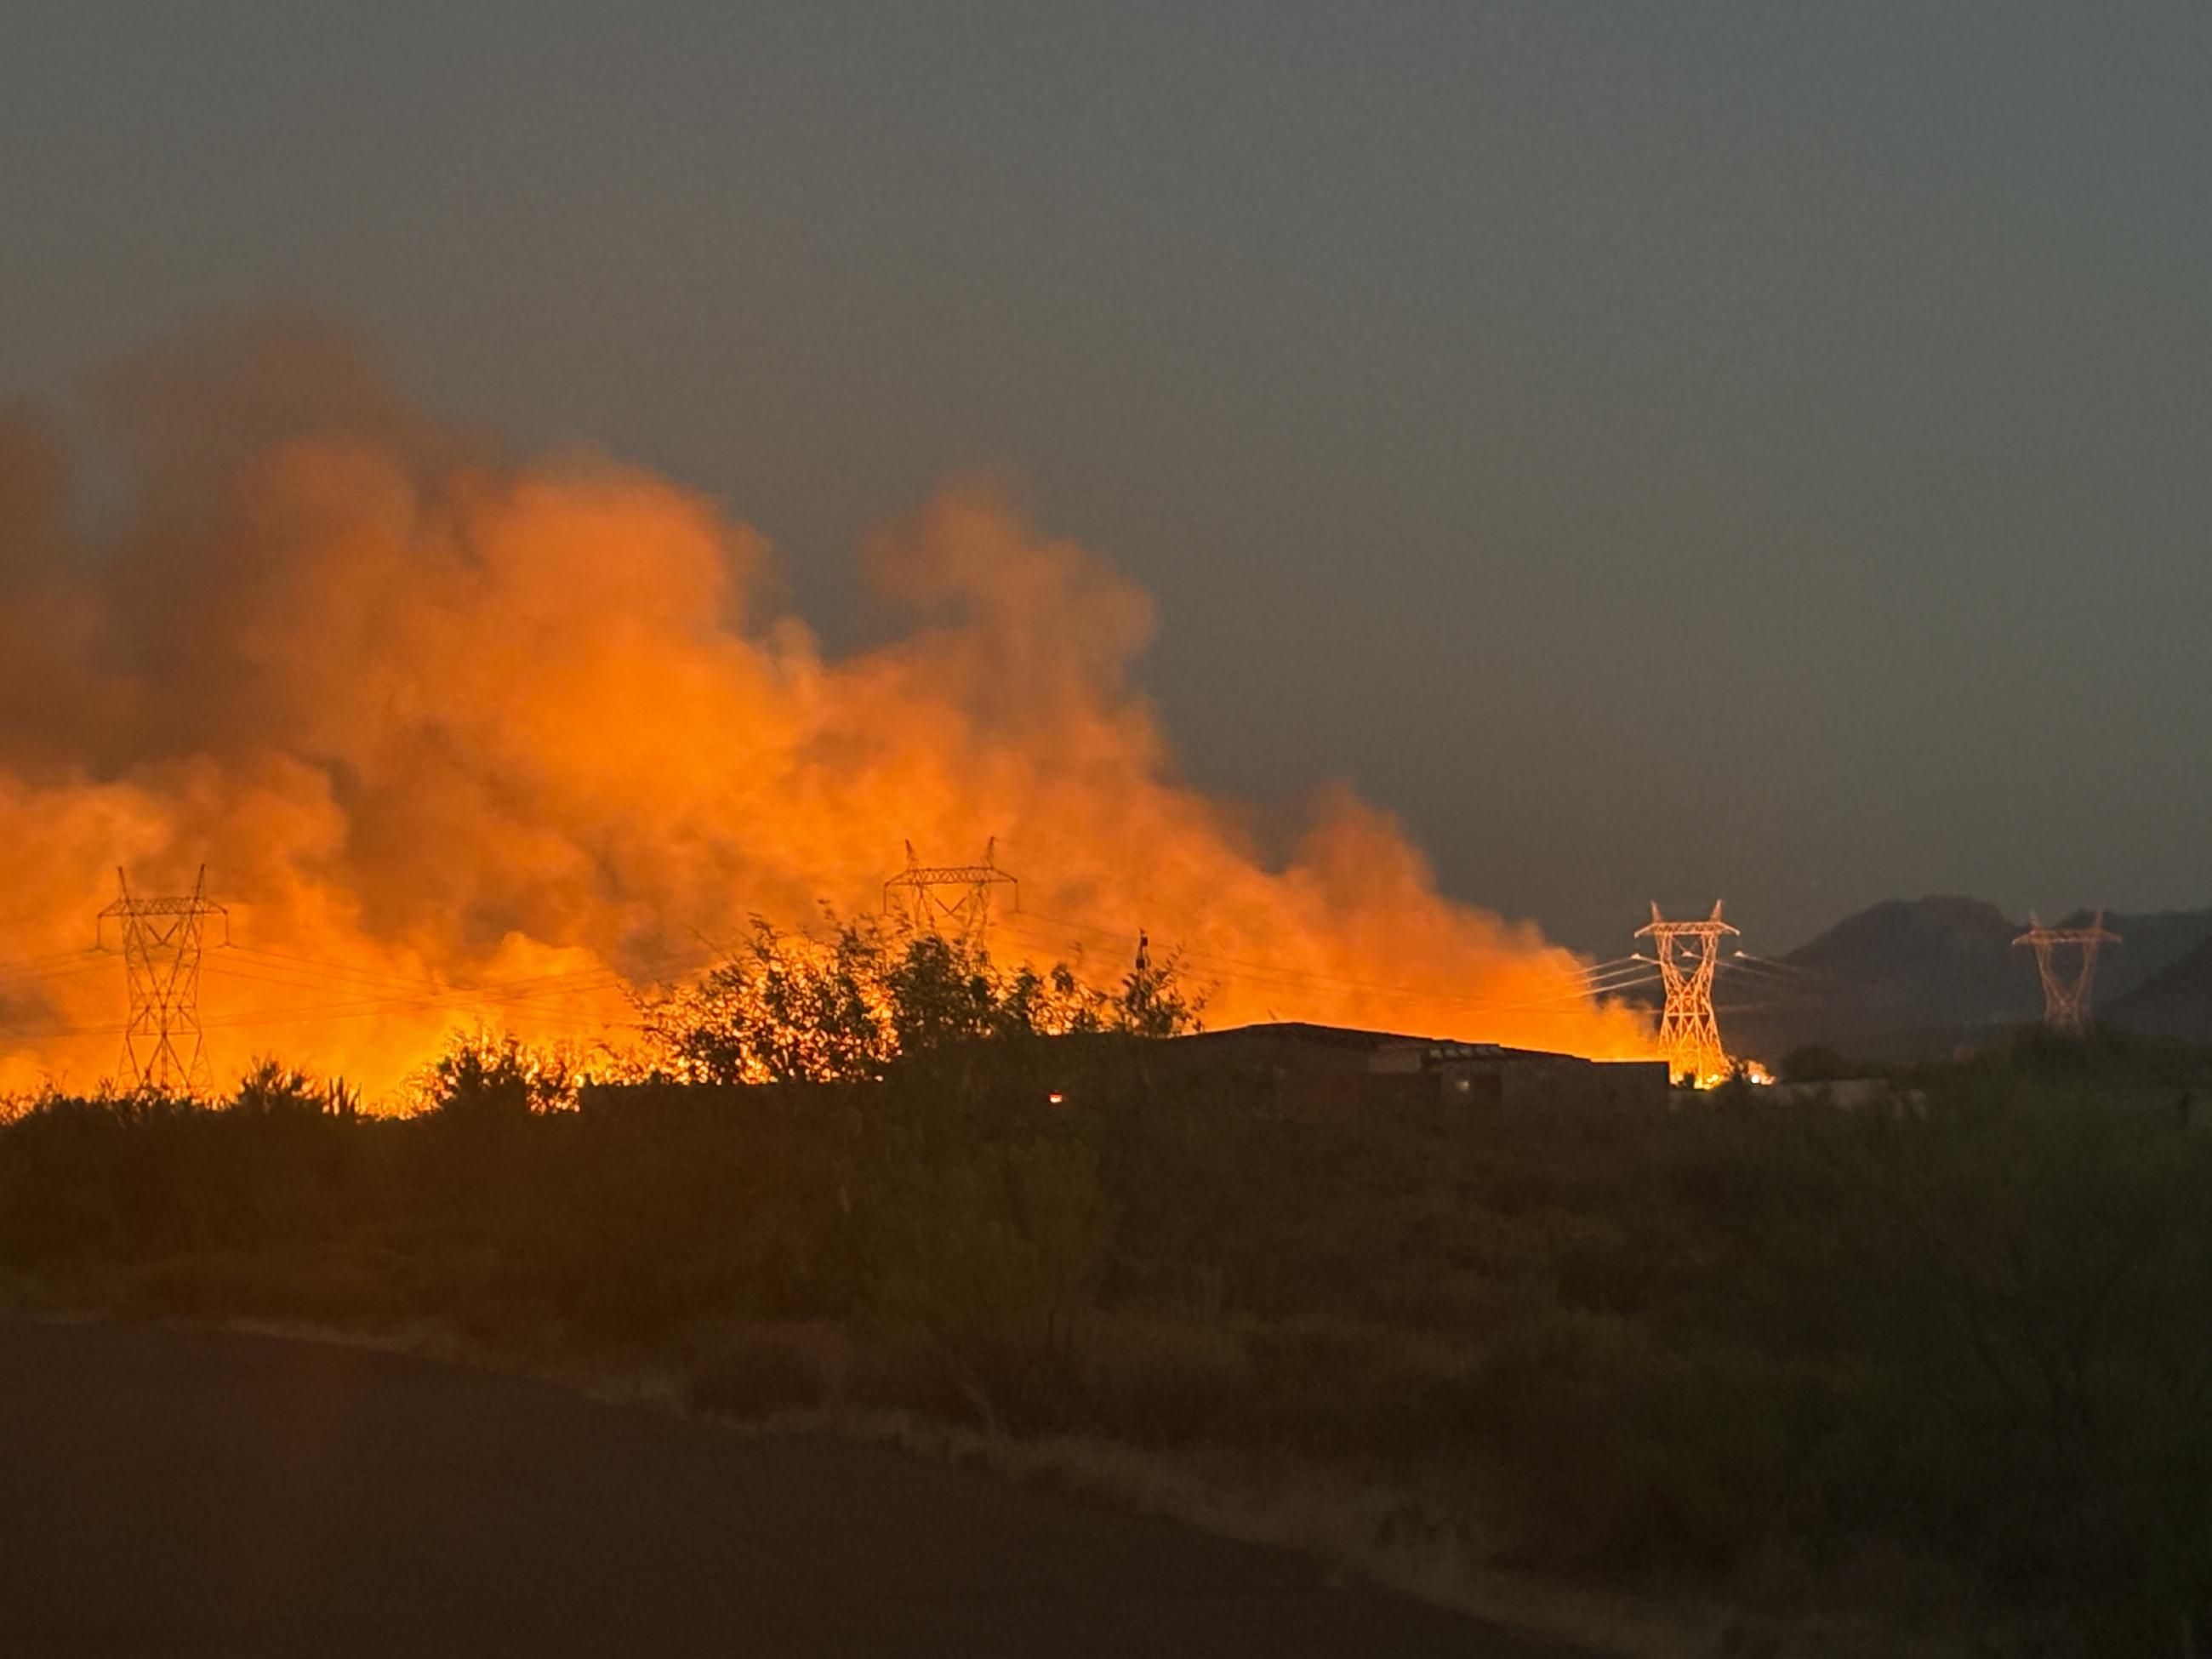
[0,316,1655,1098]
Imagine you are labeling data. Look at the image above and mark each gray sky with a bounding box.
[4,1,2207,954]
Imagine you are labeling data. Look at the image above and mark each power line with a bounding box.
[0,955,115,988]
[1008,907,1644,1012]
[197,962,639,1034]
[997,911,1660,1026]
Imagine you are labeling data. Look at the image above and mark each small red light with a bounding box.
[1046,1091,1065,1105]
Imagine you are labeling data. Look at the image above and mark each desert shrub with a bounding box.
[419,1028,583,1121]
[1833,1079,2212,1611]
[1234,1319,1480,1456]
[869,1132,1117,1430]
[231,1058,324,1120]
[1073,1314,1256,1444]
[1776,1044,1855,1083]
[504,1086,871,1337]
[1463,1309,1799,1574]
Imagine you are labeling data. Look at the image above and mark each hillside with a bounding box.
[1716,897,2212,1064]
[2108,935,2212,1044]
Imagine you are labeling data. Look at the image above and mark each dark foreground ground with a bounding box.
[0,1321,1551,1658]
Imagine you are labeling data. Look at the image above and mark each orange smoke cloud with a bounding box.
[0,314,1653,1097]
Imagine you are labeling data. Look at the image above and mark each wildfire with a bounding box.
[0,316,1658,1099]
[1680,1060,1775,1091]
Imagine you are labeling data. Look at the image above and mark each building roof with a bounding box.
[1176,1021,1573,1065]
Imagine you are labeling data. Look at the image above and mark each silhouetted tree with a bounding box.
[231,1057,322,1120]
[635,914,1200,1085]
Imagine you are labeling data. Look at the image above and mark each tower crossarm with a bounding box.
[886,864,1018,889]
[881,840,1018,944]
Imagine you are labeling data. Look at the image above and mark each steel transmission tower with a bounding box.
[97,866,227,1095]
[2013,912,2119,1035]
[1636,900,1739,1084]
[883,839,1018,947]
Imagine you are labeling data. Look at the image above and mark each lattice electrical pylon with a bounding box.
[1635,899,1739,1085]
[882,839,1018,948]
[2013,911,2120,1035]
[96,866,228,1096]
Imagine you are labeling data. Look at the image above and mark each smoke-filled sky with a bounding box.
[3,2,2209,958]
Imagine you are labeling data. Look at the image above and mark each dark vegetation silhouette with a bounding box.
[4,930,2212,1650]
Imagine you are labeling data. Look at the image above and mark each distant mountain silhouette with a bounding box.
[1713,896,2212,1064]
[2054,908,2212,1006]
[2107,935,2212,1044]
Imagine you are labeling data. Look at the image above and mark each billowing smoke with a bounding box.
[0,315,1653,1096]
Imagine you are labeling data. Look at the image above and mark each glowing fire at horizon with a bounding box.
[0,316,1659,1099]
